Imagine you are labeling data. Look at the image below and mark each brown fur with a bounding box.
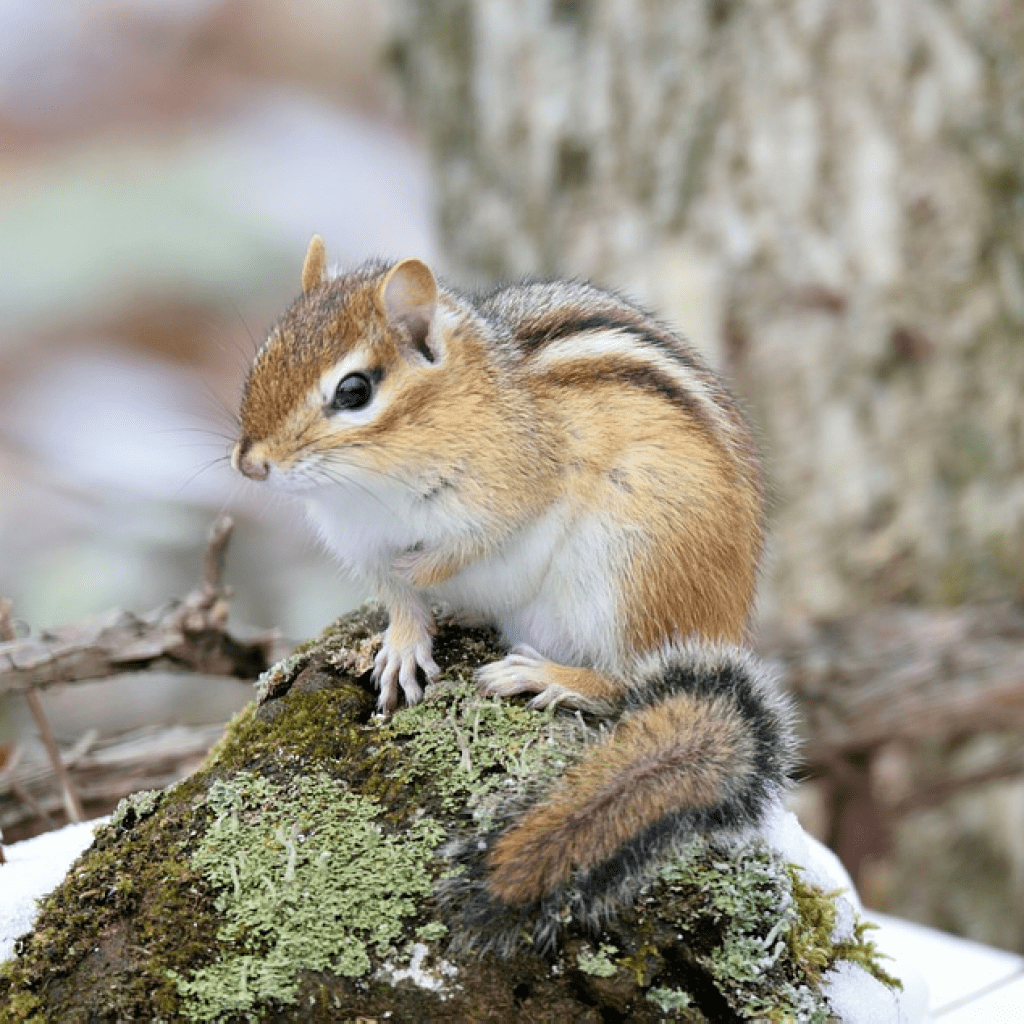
[526,356,760,645]
[236,247,778,937]
[486,692,754,904]
[239,266,391,443]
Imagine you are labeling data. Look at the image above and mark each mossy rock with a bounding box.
[0,607,896,1022]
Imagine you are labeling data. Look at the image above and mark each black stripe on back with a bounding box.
[516,311,708,379]
[537,356,714,433]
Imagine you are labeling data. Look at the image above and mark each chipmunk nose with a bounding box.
[232,438,270,481]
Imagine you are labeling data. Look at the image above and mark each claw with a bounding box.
[476,646,553,700]
[527,684,574,710]
[373,630,439,714]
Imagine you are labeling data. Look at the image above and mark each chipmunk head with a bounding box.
[232,236,447,492]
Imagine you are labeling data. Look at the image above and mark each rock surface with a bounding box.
[0,608,899,1022]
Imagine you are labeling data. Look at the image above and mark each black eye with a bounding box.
[330,372,373,412]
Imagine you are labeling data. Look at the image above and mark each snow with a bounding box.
[763,805,930,1023]
[0,820,106,960]
[376,941,460,997]
[867,912,1024,1024]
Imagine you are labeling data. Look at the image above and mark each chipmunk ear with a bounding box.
[301,235,327,294]
[379,258,440,363]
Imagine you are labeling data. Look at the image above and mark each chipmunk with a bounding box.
[233,236,795,951]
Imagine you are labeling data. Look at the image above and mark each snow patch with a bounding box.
[1,819,105,961]
[376,942,459,998]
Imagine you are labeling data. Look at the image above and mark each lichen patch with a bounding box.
[170,771,447,1020]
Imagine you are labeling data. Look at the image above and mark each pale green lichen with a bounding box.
[416,922,449,942]
[575,942,620,978]
[253,648,313,702]
[647,986,693,1012]
[652,839,897,1023]
[374,678,586,825]
[109,788,162,829]
[171,770,447,1021]
[252,602,385,702]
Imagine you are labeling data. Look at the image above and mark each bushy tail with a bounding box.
[443,641,796,954]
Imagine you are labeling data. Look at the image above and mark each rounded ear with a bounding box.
[379,258,440,363]
[301,235,327,294]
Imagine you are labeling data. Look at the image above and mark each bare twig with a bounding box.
[0,598,15,642]
[3,597,85,823]
[764,604,1024,756]
[0,519,276,696]
[762,603,1024,885]
[0,602,12,859]
[0,724,224,834]
[0,517,279,847]
[203,514,234,593]
[9,780,56,831]
[891,750,1024,815]
[23,689,84,823]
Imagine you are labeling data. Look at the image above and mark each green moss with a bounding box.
[0,776,223,1022]
[0,986,45,1023]
[787,865,901,990]
[0,609,905,1021]
[0,612,587,1021]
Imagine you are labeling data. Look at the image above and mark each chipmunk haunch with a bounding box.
[234,235,793,951]
[445,642,795,953]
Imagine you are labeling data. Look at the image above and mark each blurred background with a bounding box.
[1,0,1023,953]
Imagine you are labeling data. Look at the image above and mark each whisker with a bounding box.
[169,442,237,451]
[318,453,416,493]
[315,464,396,515]
[228,299,262,359]
[200,380,240,430]
[175,456,232,498]
[153,426,236,439]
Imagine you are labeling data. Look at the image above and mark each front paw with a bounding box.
[373,628,440,714]
[476,645,570,709]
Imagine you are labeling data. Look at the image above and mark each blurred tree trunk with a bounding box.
[390,0,1024,625]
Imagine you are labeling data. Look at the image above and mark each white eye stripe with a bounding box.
[315,352,388,426]
[318,350,375,403]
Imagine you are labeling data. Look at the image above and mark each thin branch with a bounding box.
[764,603,1024,757]
[3,597,85,823]
[0,517,279,850]
[24,689,84,823]
[203,514,234,594]
[0,724,224,834]
[0,601,11,859]
[891,751,1024,815]
[0,519,278,696]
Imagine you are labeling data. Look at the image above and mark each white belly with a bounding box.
[305,483,627,672]
[431,508,627,672]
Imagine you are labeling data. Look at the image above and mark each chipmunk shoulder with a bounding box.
[233,236,795,951]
